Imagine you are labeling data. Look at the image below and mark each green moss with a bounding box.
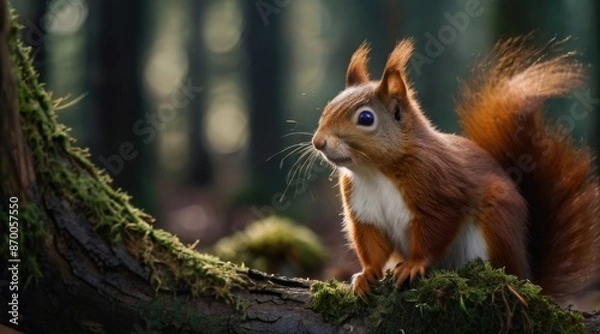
[128,223,248,307]
[0,205,46,286]
[6,11,248,305]
[212,216,327,277]
[309,280,362,324]
[309,260,585,333]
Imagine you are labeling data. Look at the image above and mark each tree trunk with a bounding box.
[0,2,598,333]
[243,0,285,205]
[186,0,213,187]
[86,0,156,212]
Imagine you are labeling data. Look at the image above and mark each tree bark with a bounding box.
[0,0,36,203]
[13,201,348,333]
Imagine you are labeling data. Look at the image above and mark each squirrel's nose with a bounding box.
[312,135,327,151]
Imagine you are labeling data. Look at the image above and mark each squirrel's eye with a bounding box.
[357,110,375,127]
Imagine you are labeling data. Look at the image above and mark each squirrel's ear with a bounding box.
[377,39,414,99]
[346,42,371,87]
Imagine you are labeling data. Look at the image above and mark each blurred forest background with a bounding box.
[10,0,600,280]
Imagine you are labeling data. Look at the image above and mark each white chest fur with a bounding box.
[343,168,488,269]
[344,168,412,257]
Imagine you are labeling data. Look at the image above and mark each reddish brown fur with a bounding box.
[457,37,600,304]
[346,42,371,87]
[475,171,530,277]
[313,37,599,306]
[378,133,530,281]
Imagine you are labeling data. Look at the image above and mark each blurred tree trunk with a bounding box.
[494,0,541,36]
[338,0,388,81]
[27,0,47,82]
[243,1,285,205]
[402,1,461,131]
[187,0,213,186]
[86,0,155,212]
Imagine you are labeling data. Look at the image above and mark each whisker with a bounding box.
[301,92,322,111]
[285,119,313,130]
[301,153,320,197]
[353,148,371,161]
[287,148,315,183]
[328,165,338,181]
[306,153,324,202]
[348,145,373,164]
[266,142,310,162]
[293,155,311,197]
[280,144,313,169]
[282,131,314,138]
[296,150,318,196]
[304,152,317,180]
[284,152,308,190]
[287,152,314,198]
[280,148,314,201]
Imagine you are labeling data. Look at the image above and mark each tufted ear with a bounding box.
[377,39,414,100]
[346,42,371,87]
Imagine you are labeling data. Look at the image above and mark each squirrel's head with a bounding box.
[312,39,431,171]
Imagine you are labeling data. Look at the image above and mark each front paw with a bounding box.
[351,268,381,299]
[393,259,429,288]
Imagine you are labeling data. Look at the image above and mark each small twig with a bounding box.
[506,284,528,307]
[246,269,311,288]
[500,288,512,334]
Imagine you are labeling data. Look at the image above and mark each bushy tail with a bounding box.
[456,36,600,304]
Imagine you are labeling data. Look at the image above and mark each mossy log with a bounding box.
[0,2,599,333]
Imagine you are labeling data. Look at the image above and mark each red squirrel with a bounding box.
[311,37,600,307]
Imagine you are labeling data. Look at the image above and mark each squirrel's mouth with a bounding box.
[326,156,353,167]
